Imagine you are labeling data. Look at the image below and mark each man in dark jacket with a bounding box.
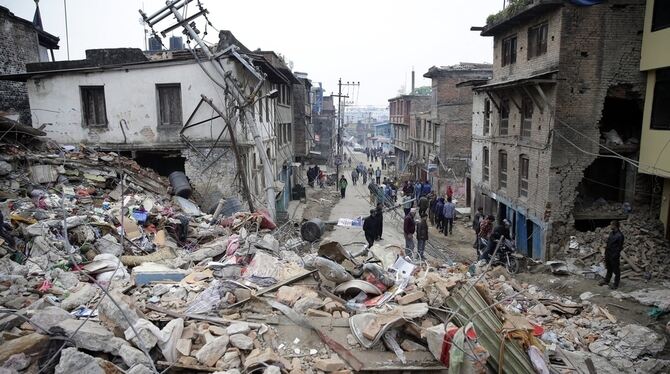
[435,197,445,230]
[403,210,416,257]
[416,214,429,260]
[599,220,624,289]
[428,194,437,226]
[482,218,510,261]
[363,209,377,248]
[375,203,384,240]
[418,195,428,216]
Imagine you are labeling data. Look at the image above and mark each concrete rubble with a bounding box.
[0,143,667,373]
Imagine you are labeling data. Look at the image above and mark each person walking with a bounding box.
[482,218,510,262]
[351,169,358,185]
[416,213,429,261]
[402,193,412,216]
[339,175,348,198]
[368,180,378,205]
[368,165,374,180]
[435,197,445,230]
[599,220,624,289]
[362,169,368,184]
[428,193,437,226]
[403,209,416,258]
[375,203,384,240]
[418,194,428,216]
[442,197,456,236]
[414,180,422,203]
[472,207,484,249]
[375,167,382,184]
[421,180,431,197]
[363,209,377,249]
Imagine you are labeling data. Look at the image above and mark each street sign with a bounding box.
[334,156,342,165]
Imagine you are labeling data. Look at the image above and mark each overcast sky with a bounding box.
[1,0,502,106]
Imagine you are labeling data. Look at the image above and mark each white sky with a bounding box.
[1,0,503,106]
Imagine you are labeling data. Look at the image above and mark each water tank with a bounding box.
[168,171,192,198]
[169,36,184,50]
[148,36,162,51]
[301,218,325,242]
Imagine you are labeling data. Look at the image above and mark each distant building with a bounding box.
[313,95,336,163]
[638,0,670,238]
[470,0,646,259]
[388,94,431,176]
[423,63,492,193]
[0,4,59,124]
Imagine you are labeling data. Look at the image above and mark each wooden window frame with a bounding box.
[483,147,490,182]
[527,22,548,59]
[500,99,510,136]
[80,85,108,128]
[521,96,533,138]
[519,155,529,198]
[502,35,517,66]
[499,150,508,190]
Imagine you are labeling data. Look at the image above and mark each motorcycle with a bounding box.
[477,237,520,274]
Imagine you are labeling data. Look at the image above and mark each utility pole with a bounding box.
[140,0,277,220]
[332,79,359,188]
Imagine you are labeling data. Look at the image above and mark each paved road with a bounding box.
[324,149,477,264]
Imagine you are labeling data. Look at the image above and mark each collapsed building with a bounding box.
[0,28,316,222]
[469,0,648,259]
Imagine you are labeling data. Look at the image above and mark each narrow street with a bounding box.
[324,149,477,264]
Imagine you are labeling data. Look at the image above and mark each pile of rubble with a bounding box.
[566,211,670,281]
[0,142,668,373]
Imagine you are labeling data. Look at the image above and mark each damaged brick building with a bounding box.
[470,0,647,259]
[0,31,313,219]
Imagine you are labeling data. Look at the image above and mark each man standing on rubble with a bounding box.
[416,213,428,261]
[403,209,416,257]
[363,209,377,248]
[375,203,384,240]
[339,175,348,198]
[599,220,624,289]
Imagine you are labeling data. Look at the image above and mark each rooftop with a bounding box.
[423,62,493,78]
[481,0,563,37]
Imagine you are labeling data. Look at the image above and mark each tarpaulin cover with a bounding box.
[569,0,604,5]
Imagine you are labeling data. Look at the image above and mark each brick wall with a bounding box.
[0,8,40,124]
[549,0,645,241]
[471,0,645,255]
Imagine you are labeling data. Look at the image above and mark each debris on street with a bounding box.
[0,141,667,373]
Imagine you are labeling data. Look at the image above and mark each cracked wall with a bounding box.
[549,0,646,243]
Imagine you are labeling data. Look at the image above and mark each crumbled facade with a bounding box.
[471,0,646,259]
[1,41,310,218]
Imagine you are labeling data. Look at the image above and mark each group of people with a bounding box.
[365,147,382,163]
[306,165,326,188]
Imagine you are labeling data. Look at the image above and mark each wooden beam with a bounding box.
[533,83,553,113]
[485,91,501,111]
[520,85,544,113]
[504,88,522,111]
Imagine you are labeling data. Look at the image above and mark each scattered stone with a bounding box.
[226,322,250,336]
[196,335,230,366]
[216,350,241,370]
[61,283,98,311]
[264,365,281,374]
[398,291,425,305]
[209,325,227,336]
[314,356,345,372]
[306,309,331,318]
[323,301,345,313]
[293,296,323,314]
[152,284,171,296]
[54,347,108,374]
[229,334,254,350]
[30,306,73,330]
[400,339,427,352]
[176,338,192,356]
[277,286,302,306]
[1,353,30,371]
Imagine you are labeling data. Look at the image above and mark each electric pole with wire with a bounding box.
[333,78,359,188]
